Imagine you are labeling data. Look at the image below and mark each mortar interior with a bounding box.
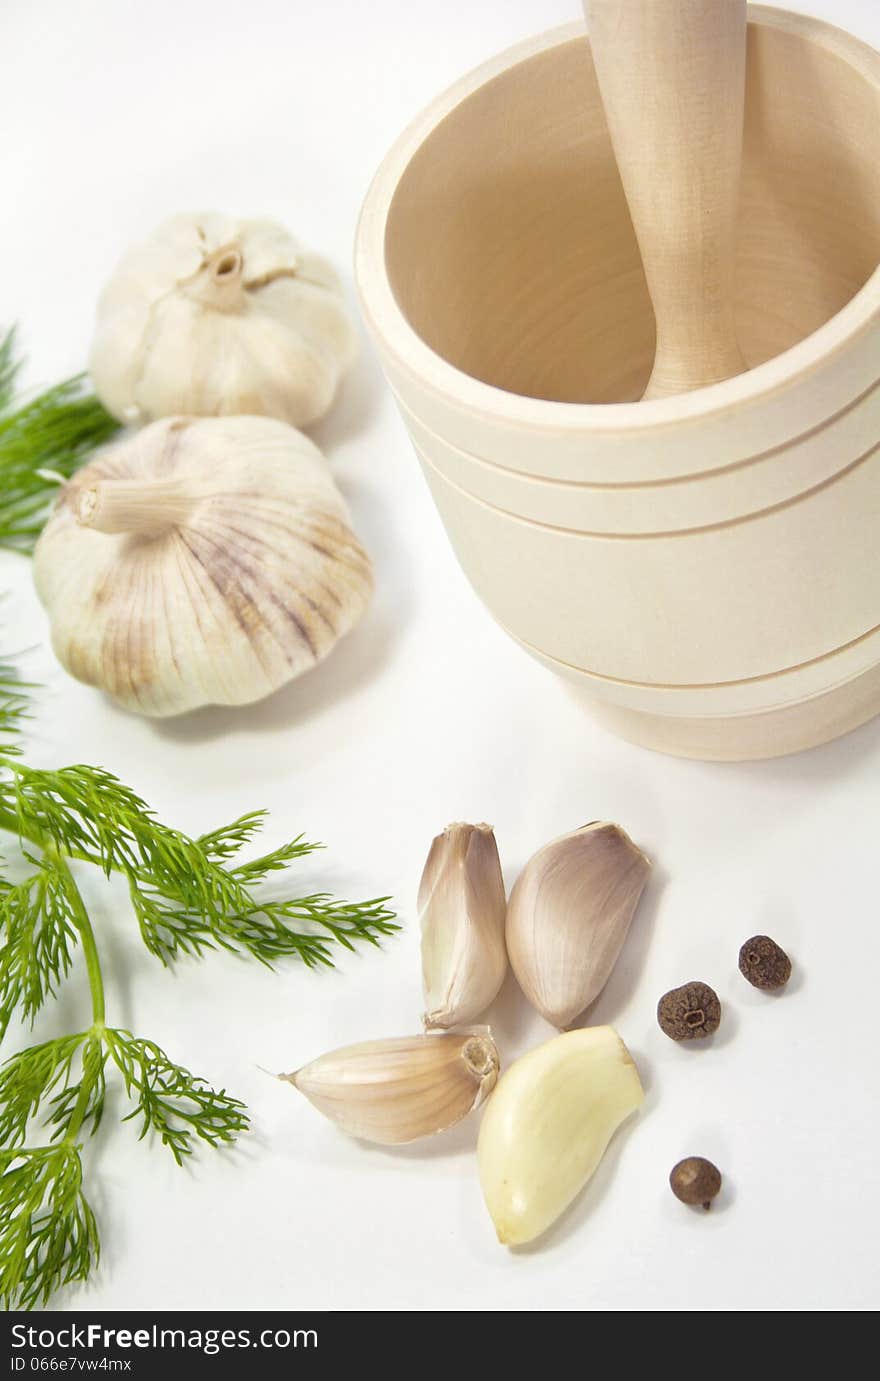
[385,22,880,405]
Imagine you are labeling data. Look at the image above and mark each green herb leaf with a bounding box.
[0,763,398,969]
[44,1035,107,1143]
[197,810,270,862]
[0,328,21,412]
[0,1033,90,1147]
[0,859,79,1038]
[0,327,120,553]
[0,1143,99,1311]
[228,833,320,883]
[106,1029,249,1166]
[0,656,30,760]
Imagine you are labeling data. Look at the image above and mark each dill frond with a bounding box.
[0,1143,99,1310]
[0,327,120,552]
[106,1030,249,1166]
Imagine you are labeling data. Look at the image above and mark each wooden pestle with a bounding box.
[584,0,748,399]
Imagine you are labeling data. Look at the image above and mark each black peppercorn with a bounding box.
[738,934,791,991]
[657,981,721,1041]
[669,1156,722,1210]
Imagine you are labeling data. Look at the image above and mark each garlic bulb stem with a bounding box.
[210,246,243,280]
[76,478,198,537]
[183,244,247,312]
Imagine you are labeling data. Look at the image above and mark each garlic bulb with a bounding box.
[89,212,357,428]
[506,823,651,1028]
[420,822,507,1030]
[33,415,372,717]
[477,1026,643,1246]
[284,1031,499,1145]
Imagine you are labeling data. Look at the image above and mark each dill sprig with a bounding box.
[106,1030,248,1165]
[0,327,120,553]
[0,763,396,971]
[0,857,78,1040]
[0,657,29,760]
[0,1143,99,1312]
[0,659,398,1309]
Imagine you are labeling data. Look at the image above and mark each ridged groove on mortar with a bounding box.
[414,433,880,541]
[394,372,880,491]
[505,619,880,702]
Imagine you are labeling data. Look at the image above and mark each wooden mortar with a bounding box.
[355,6,880,760]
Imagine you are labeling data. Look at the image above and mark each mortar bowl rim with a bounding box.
[355,8,880,452]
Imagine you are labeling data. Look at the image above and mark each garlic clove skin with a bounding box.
[33,415,372,717]
[477,1026,643,1246]
[89,212,357,428]
[419,822,507,1030]
[285,1031,499,1145]
[506,822,651,1029]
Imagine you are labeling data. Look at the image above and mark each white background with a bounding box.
[1,0,879,1314]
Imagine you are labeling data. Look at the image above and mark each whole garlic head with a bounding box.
[33,416,373,717]
[89,212,358,428]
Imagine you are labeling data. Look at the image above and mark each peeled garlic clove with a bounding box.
[477,1026,643,1246]
[419,822,507,1030]
[506,822,650,1028]
[89,212,357,428]
[33,415,372,717]
[285,1031,499,1145]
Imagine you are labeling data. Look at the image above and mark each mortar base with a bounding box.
[527,651,880,762]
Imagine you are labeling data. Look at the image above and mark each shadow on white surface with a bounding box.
[720,708,880,784]
[309,332,386,454]
[483,966,543,1053]
[562,679,880,784]
[150,601,400,745]
[625,1044,654,1100]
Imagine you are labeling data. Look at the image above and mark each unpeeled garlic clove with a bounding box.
[477,1025,643,1246]
[506,822,650,1028]
[419,822,507,1030]
[283,1031,499,1145]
